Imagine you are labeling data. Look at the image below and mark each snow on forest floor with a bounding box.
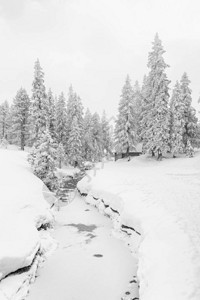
[78,151,200,300]
[27,195,138,300]
[0,149,55,300]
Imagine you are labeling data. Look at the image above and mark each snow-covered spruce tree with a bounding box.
[65,85,74,144]
[114,75,136,155]
[47,89,56,140]
[66,87,84,134]
[6,104,15,144]
[139,75,150,150]
[101,110,112,157]
[12,88,30,150]
[67,116,83,167]
[0,100,10,140]
[29,129,57,191]
[91,112,103,162]
[56,142,66,169]
[133,80,142,140]
[30,59,48,142]
[55,92,67,144]
[66,88,84,162]
[180,72,198,154]
[83,108,93,161]
[194,98,200,148]
[185,140,194,157]
[140,34,170,159]
[169,81,185,157]
[194,122,200,148]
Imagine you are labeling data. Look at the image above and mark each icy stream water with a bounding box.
[27,195,138,300]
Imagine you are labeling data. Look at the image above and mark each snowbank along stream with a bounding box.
[27,193,139,300]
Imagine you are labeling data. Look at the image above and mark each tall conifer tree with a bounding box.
[114,75,136,155]
[30,59,47,141]
[140,34,170,158]
[101,110,112,156]
[83,108,93,161]
[169,82,185,156]
[12,88,30,150]
[47,89,56,140]
[55,92,67,144]
[180,73,197,154]
[0,100,10,140]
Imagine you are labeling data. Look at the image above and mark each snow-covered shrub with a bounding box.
[28,129,58,191]
[185,140,194,157]
[0,137,9,149]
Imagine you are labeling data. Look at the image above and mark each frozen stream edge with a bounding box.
[27,194,139,300]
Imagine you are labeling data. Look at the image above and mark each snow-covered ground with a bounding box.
[27,195,138,300]
[78,152,200,300]
[0,149,55,299]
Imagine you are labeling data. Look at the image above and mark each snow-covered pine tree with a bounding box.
[12,88,30,150]
[65,85,74,143]
[91,112,103,162]
[185,140,194,157]
[0,137,9,149]
[47,89,56,140]
[67,116,83,167]
[83,108,93,161]
[56,142,66,169]
[114,75,136,155]
[0,100,10,140]
[6,104,15,144]
[195,98,200,148]
[66,86,84,133]
[169,82,185,157]
[133,80,142,140]
[29,129,57,191]
[180,72,198,153]
[140,34,170,159]
[140,75,150,151]
[101,110,112,157]
[30,59,48,141]
[55,92,67,144]
[66,87,84,161]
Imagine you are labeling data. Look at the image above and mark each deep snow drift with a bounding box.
[0,149,54,299]
[78,152,200,300]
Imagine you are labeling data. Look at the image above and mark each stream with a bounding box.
[27,194,138,300]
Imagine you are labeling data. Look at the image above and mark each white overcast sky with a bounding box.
[0,0,200,117]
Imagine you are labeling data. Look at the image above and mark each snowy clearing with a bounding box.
[0,149,54,299]
[27,195,138,300]
[78,152,200,300]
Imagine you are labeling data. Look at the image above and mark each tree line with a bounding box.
[0,34,200,189]
[114,33,200,159]
[0,59,113,160]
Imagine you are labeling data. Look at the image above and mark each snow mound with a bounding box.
[0,149,54,292]
[78,152,200,300]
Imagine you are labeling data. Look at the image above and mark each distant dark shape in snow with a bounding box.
[66,223,97,233]
[85,233,96,244]
[86,233,96,239]
[93,254,103,258]
[85,209,90,211]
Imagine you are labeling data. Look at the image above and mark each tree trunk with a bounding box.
[21,123,25,150]
[157,149,162,161]
[127,145,130,161]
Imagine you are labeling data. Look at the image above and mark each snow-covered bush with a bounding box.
[0,137,9,149]
[28,129,58,191]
